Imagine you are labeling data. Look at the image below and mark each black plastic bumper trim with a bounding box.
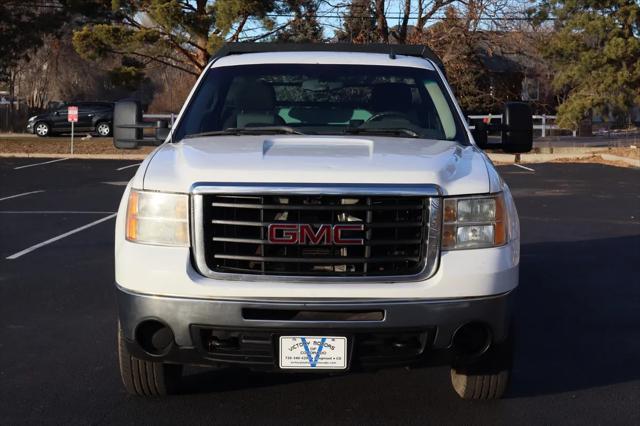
[117,285,513,362]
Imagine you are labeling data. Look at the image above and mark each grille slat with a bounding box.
[213,254,420,263]
[202,193,429,277]
[211,219,422,228]
[211,202,423,211]
[212,236,422,245]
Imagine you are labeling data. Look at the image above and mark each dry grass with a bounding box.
[0,136,154,155]
[549,155,634,168]
[598,147,640,159]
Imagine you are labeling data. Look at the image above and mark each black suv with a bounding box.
[26,102,114,137]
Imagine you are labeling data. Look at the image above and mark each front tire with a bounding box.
[96,122,112,137]
[117,322,182,396]
[34,122,50,137]
[450,329,514,400]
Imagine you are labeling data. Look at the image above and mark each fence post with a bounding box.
[541,115,547,138]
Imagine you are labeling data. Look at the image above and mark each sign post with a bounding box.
[67,106,78,155]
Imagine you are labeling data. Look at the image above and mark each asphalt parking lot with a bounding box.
[0,158,638,425]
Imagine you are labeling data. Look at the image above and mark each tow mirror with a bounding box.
[155,120,170,141]
[471,121,489,149]
[113,101,143,149]
[501,102,533,153]
[113,101,169,149]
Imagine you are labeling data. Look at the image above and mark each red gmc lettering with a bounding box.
[267,224,365,245]
[299,224,331,245]
[268,224,298,244]
[333,224,365,245]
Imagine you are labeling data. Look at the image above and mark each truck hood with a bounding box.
[142,135,490,195]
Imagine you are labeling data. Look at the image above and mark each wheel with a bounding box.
[450,328,514,400]
[96,122,112,137]
[34,122,50,137]
[117,322,182,396]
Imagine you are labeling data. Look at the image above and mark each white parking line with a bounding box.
[5,213,117,260]
[0,190,44,202]
[0,210,116,214]
[116,163,141,171]
[14,158,69,170]
[513,163,535,172]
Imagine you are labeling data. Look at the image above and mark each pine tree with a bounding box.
[537,0,640,129]
[276,0,324,42]
[72,0,296,76]
[336,0,378,44]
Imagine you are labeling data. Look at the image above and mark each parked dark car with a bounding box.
[26,102,114,137]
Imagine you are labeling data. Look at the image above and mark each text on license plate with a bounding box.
[279,336,347,369]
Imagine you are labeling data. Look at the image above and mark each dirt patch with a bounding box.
[549,154,637,169]
[597,147,640,159]
[0,136,154,156]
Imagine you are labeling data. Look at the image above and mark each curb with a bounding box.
[487,152,639,168]
[2,150,637,167]
[0,152,149,160]
[599,154,640,168]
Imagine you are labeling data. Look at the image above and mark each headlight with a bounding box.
[126,189,189,246]
[28,116,37,122]
[442,193,507,250]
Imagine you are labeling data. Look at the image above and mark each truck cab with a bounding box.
[113,43,532,399]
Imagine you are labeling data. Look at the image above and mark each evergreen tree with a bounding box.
[0,0,110,81]
[536,0,640,129]
[336,0,378,44]
[72,1,300,76]
[276,0,324,42]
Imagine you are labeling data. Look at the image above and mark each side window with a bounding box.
[424,80,457,140]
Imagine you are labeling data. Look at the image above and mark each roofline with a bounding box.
[210,42,445,73]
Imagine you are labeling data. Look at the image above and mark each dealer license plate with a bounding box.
[279,336,347,370]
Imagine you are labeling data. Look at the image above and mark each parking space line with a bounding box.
[0,210,116,214]
[0,190,45,202]
[6,213,117,260]
[14,158,69,170]
[116,163,141,171]
[513,163,535,172]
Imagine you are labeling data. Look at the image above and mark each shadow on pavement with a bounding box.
[509,234,640,397]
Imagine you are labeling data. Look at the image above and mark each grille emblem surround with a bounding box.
[268,224,365,245]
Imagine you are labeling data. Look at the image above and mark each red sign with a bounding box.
[67,106,78,123]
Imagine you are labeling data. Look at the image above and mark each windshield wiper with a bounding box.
[343,127,420,138]
[185,126,304,138]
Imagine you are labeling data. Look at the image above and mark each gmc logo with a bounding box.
[268,224,365,245]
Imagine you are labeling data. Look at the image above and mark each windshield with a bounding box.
[173,64,468,144]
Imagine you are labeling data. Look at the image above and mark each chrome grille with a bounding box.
[192,185,442,280]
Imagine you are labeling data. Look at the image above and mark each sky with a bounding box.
[237,0,535,41]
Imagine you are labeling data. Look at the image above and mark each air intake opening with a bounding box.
[452,322,491,358]
[135,320,174,356]
[242,308,384,321]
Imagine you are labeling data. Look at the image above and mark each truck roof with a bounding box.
[210,43,445,73]
[212,51,437,71]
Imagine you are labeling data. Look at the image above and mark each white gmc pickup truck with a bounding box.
[112,43,532,400]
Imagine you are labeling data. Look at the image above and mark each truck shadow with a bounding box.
[178,367,326,394]
[509,234,640,397]
[176,234,640,399]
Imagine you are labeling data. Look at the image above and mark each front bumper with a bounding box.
[26,122,35,133]
[117,286,513,369]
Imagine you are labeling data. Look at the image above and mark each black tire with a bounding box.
[34,122,50,137]
[117,322,182,396]
[96,121,112,137]
[450,328,514,400]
